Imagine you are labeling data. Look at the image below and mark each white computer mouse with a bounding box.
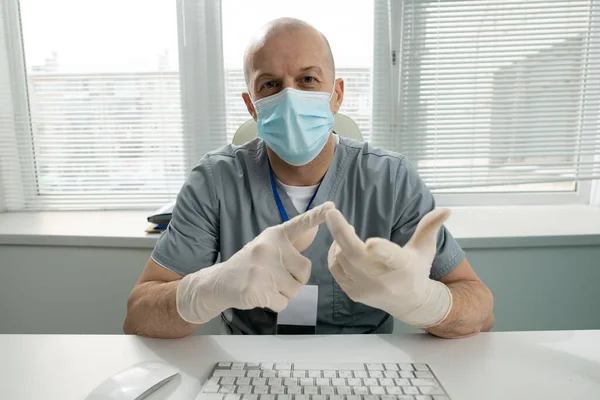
[85,360,179,400]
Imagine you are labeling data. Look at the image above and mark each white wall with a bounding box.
[1,243,600,334]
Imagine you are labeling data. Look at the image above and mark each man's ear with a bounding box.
[331,78,345,114]
[242,92,257,120]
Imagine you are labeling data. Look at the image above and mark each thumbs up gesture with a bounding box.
[325,208,453,328]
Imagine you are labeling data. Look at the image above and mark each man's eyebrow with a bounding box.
[299,66,324,75]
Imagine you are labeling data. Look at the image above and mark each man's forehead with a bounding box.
[244,21,334,83]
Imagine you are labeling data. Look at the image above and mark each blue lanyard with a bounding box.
[269,166,319,222]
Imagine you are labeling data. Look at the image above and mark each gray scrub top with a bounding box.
[152,136,465,334]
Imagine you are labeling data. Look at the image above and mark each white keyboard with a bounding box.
[198,362,451,400]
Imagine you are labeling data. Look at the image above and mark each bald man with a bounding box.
[124,18,494,339]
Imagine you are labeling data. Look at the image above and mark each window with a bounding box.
[383,0,600,205]
[1,0,599,211]
[14,0,185,209]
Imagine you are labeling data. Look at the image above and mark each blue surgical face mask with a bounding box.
[253,87,335,166]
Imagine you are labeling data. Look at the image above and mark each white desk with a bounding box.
[1,331,599,399]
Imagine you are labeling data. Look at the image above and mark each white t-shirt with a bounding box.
[278,134,339,212]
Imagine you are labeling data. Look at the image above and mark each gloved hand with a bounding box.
[176,202,335,324]
[325,208,453,328]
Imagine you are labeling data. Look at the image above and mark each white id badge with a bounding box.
[276,284,318,334]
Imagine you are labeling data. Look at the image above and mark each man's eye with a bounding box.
[302,76,316,84]
[263,81,277,89]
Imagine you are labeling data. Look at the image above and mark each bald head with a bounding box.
[243,18,335,96]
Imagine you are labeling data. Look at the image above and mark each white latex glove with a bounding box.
[325,208,453,328]
[176,202,335,324]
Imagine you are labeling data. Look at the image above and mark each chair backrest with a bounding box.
[231,113,363,145]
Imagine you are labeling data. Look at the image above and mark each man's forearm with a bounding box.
[123,280,201,339]
[426,280,494,339]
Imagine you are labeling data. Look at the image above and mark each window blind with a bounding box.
[1,0,187,210]
[386,0,600,192]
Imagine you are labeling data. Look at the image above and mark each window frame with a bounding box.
[383,0,599,207]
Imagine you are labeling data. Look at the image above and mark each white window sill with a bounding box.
[0,205,599,250]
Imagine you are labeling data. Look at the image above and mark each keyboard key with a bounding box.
[286,387,302,395]
[363,395,379,400]
[415,371,434,379]
[398,364,414,371]
[316,378,330,386]
[368,371,383,378]
[219,362,232,367]
[208,377,221,385]
[384,363,399,371]
[224,395,241,400]
[433,396,450,400]
[411,379,437,386]
[416,397,433,400]
[261,363,274,370]
[353,371,368,378]
[221,377,236,385]
[215,370,247,377]
[252,378,267,386]
[277,396,292,400]
[384,371,399,379]
[268,378,283,386]
[275,364,292,370]
[364,378,378,386]
[323,370,337,378]
[247,370,261,378]
[219,385,236,393]
[259,395,274,400]
[300,378,314,386]
[277,371,292,378]
[413,364,430,371]
[262,371,277,378]
[336,387,352,395]
[284,378,298,386]
[232,363,246,370]
[237,378,252,386]
[236,386,253,394]
[202,395,224,400]
[399,371,415,379]
[246,363,260,368]
[379,378,394,386]
[369,386,385,395]
[339,371,353,379]
[366,363,384,371]
[331,378,346,386]
[294,395,309,400]
[353,386,369,395]
[303,386,318,395]
[292,371,306,378]
[293,363,365,371]
[270,386,286,395]
[242,396,258,400]
[312,396,326,400]
[394,379,410,386]
[385,386,402,394]
[402,386,419,395]
[253,386,269,395]
[203,384,221,393]
[320,386,335,395]
[308,370,322,378]
[419,387,445,395]
[382,396,399,400]
[347,378,362,386]
[346,395,361,400]
[398,397,416,400]
[329,396,343,400]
